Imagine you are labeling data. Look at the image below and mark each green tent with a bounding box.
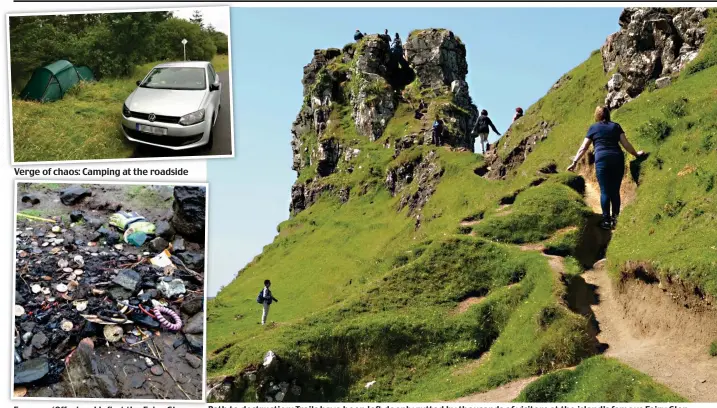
[19,60,95,102]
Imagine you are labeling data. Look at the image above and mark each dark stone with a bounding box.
[179,251,205,268]
[150,365,164,376]
[129,313,160,329]
[182,312,204,335]
[70,210,85,222]
[129,373,146,388]
[173,339,184,349]
[108,286,133,300]
[171,186,206,243]
[14,357,49,384]
[95,226,121,245]
[59,185,92,206]
[172,237,186,252]
[138,289,157,302]
[22,345,34,360]
[185,353,202,369]
[21,194,41,205]
[21,322,36,333]
[112,269,140,291]
[149,237,169,252]
[181,298,203,315]
[31,332,48,349]
[185,333,203,351]
[155,220,174,240]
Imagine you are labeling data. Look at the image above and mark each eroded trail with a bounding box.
[582,261,717,402]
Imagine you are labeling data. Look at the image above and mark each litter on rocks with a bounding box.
[14,183,206,400]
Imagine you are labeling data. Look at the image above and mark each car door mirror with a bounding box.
[210,83,220,91]
[136,80,142,86]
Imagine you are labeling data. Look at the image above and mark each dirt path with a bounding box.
[452,376,540,402]
[582,261,717,402]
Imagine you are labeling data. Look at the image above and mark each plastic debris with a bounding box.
[150,249,174,268]
[60,320,73,331]
[103,325,123,342]
[14,305,25,317]
[153,306,182,331]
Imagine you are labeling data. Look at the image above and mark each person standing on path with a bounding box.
[432,115,444,146]
[472,110,501,154]
[260,279,279,325]
[567,106,645,230]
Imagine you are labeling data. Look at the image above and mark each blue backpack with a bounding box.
[256,290,264,304]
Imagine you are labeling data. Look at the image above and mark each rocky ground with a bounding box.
[13,183,206,400]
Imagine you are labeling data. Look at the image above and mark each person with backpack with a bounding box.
[354,29,364,42]
[567,106,645,230]
[432,115,444,146]
[513,107,524,122]
[257,279,278,325]
[380,29,391,43]
[472,109,501,154]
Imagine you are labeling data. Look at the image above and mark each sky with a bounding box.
[206,6,623,296]
[172,6,230,35]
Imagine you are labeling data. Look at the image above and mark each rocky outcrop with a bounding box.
[405,29,468,89]
[171,186,206,243]
[478,121,553,180]
[386,151,444,217]
[602,7,708,109]
[350,36,397,141]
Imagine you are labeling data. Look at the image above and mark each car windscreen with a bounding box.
[140,67,206,90]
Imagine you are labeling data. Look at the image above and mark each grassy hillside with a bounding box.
[209,13,717,402]
[12,54,228,162]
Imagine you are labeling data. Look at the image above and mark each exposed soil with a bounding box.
[582,261,717,402]
[451,375,540,402]
[14,183,206,400]
[452,296,485,315]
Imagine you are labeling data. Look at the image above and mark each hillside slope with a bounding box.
[208,8,717,402]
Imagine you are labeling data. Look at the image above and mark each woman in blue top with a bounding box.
[567,106,644,230]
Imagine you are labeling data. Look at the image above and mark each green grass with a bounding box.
[208,15,717,403]
[13,55,228,162]
[516,356,686,402]
[710,341,717,357]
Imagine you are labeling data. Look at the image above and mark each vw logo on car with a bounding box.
[121,61,222,150]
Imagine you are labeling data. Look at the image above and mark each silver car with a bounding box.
[121,61,221,150]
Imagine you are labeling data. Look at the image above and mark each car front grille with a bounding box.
[129,111,181,124]
[123,126,203,147]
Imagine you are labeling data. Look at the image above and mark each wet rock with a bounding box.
[129,313,160,329]
[155,220,174,241]
[181,297,203,315]
[20,194,41,205]
[22,345,34,359]
[185,333,203,351]
[172,237,186,252]
[149,237,169,252]
[138,289,158,303]
[171,187,206,243]
[108,286,133,300]
[112,269,140,292]
[68,211,85,223]
[183,312,204,335]
[158,279,186,298]
[31,332,48,349]
[94,226,121,245]
[129,373,146,388]
[63,338,119,398]
[150,365,164,376]
[21,322,35,333]
[59,185,92,206]
[178,251,204,268]
[14,357,49,384]
[185,353,202,369]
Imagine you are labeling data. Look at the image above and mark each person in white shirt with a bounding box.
[261,279,279,325]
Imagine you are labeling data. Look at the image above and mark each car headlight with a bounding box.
[122,104,131,118]
[179,109,205,126]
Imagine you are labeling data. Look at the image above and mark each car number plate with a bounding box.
[136,124,167,136]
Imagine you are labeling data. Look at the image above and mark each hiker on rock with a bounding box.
[472,109,501,154]
[567,106,645,230]
[258,279,278,325]
[513,107,524,122]
[392,33,403,56]
[432,115,444,146]
[380,29,391,43]
[354,29,364,41]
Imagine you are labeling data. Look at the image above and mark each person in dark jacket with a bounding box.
[380,29,391,43]
[567,106,645,230]
[260,279,279,325]
[432,116,444,146]
[472,109,501,154]
[354,30,364,41]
